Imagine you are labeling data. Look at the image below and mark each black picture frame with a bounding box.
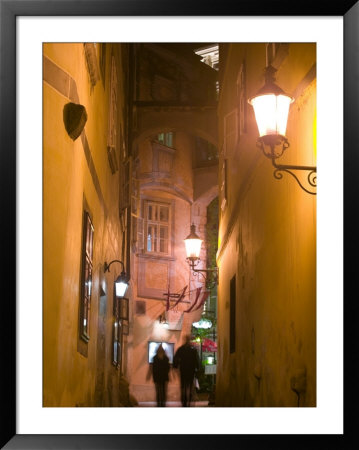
[1,1,357,448]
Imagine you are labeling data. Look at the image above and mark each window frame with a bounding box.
[144,199,172,257]
[79,210,94,343]
[229,274,236,354]
[157,131,174,148]
[107,54,119,174]
[220,157,228,213]
[112,296,123,370]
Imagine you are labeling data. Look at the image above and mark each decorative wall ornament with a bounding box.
[63,102,87,140]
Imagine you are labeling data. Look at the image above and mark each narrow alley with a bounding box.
[42,42,316,409]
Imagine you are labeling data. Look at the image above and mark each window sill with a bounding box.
[137,253,175,261]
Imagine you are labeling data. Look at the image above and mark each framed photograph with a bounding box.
[2,1,357,449]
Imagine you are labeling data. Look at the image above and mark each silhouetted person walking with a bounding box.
[173,335,200,407]
[152,344,170,407]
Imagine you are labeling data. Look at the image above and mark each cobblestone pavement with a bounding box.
[138,400,209,407]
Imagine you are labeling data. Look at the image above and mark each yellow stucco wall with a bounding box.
[216,43,316,406]
[43,43,129,406]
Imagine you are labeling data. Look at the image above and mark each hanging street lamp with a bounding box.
[104,259,129,297]
[248,64,317,195]
[184,223,218,287]
[184,223,203,265]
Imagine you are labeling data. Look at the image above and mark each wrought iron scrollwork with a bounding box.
[257,137,317,195]
[186,258,218,289]
[272,161,317,196]
[257,136,290,160]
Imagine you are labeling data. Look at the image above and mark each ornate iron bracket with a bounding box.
[186,258,218,289]
[257,137,317,195]
[104,259,126,274]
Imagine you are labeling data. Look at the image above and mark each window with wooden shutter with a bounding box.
[236,61,247,136]
[220,158,227,213]
[132,216,144,253]
[224,109,238,155]
[107,55,118,174]
[79,210,94,342]
[84,43,100,87]
[120,157,131,213]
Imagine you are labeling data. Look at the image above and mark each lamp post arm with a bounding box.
[271,157,316,173]
[104,259,125,273]
[188,261,219,289]
[271,158,317,195]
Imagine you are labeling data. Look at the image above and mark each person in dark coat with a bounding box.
[152,344,170,407]
[173,334,200,407]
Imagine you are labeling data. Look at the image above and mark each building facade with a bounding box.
[126,44,219,402]
[216,43,316,406]
[43,43,134,406]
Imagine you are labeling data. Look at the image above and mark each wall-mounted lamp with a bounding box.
[158,313,169,328]
[248,64,317,195]
[104,260,129,297]
[184,224,218,288]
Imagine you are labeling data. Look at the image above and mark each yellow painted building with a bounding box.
[43,43,133,406]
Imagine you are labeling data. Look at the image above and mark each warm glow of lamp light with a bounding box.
[248,70,293,145]
[184,223,202,260]
[250,93,292,138]
[115,272,128,297]
[247,63,316,196]
[104,260,129,297]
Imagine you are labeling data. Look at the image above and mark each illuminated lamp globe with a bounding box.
[184,224,202,261]
[248,77,293,148]
[114,272,129,297]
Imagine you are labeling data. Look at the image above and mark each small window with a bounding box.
[84,43,100,86]
[236,61,247,135]
[220,158,228,212]
[107,55,118,174]
[157,132,174,148]
[230,275,236,354]
[194,137,218,167]
[224,109,238,155]
[144,200,171,256]
[79,211,94,342]
[99,43,106,85]
[112,297,123,369]
[112,319,122,368]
